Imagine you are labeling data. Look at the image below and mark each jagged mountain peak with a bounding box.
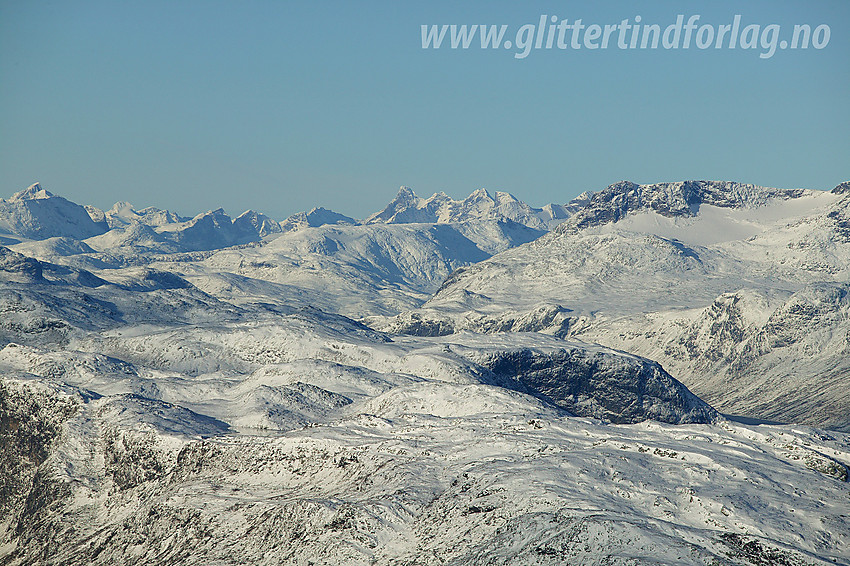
[382,186,420,208]
[365,186,572,230]
[234,209,282,237]
[557,179,808,233]
[423,190,452,205]
[1,184,108,240]
[235,209,263,220]
[603,179,803,206]
[364,187,429,224]
[206,207,228,217]
[493,190,520,203]
[8,182,53,202]
[396,185,416,198]
[467,187,492,199]
[102,201,188,230]
[832,181,850,195]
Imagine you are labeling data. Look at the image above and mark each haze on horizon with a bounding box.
[1,0,847,220]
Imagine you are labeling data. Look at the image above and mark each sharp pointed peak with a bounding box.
[463,188,495,203]
[396,186,417,197]
[11,182,54,201]
[494,190,519,201]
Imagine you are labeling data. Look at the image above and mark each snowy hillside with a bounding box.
[377,180,850,429]
[1,179,849,565]
[185,220,545,317]
[1,370,847,565]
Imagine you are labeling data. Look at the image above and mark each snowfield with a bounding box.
[0,180,849,565]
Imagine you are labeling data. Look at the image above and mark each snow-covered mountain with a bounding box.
[377,179,850,429]
[279,206,356,232]
[364,186,578,230]
[0,183,108,241]
[559,179,808,233]
[2,179,849,565]
[189,220,544,317]
[2,184,559,317]
[91,206,281,253]
[88,200,188,229]
[276,186,580,233]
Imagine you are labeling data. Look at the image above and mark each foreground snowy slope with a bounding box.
[1,374,847,566]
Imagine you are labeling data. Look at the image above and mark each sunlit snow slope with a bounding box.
[0,180,848,566]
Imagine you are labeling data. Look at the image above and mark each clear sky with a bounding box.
[1,0,848,220]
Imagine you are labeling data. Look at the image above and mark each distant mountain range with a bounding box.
[0,183,580,250]
[1,178,848,565]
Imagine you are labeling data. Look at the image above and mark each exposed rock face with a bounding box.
[0,380,79,534]
[233,210,283,238]
[377,304,575,338]
[558,180,806,232]
[831,181,850,195]
[472,347,718,425]
[0,246,45,282]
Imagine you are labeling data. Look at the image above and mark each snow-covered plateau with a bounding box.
[0,181,848,565]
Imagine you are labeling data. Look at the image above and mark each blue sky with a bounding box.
[1,1,848,220]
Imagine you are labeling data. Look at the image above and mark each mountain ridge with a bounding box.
[557,179,811,233]
[1,177,849,565]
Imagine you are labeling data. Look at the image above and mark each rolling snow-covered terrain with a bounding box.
[1,180,849,565]
[377,180,850,430]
